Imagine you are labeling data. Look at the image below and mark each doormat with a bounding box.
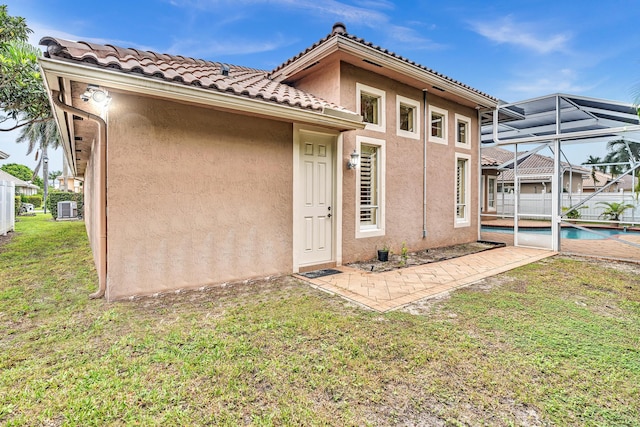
[299,268,342,279]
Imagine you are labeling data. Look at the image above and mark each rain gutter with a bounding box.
[51,90,107,299]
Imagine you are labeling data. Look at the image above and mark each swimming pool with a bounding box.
[481,226,640,240]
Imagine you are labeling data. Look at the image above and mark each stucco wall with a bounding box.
[336,62,480,262]
[105,94,293,300]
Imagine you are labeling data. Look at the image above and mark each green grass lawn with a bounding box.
[1,214,639,426]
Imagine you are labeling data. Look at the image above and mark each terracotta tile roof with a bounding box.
[40,37,354,115]
[270,23,498,103]
[481,154,500,167]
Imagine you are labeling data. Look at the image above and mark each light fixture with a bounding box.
[43,156,48,164]
[347,149,360,170]
[80,84,111,107]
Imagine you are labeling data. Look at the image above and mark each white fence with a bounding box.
[0,180,15,235]
[495,192,640,223]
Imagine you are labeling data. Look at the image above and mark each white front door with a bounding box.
[299,134,334,266]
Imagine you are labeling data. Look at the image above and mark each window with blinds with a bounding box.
[456,157,467,220]
[360,145,378,228]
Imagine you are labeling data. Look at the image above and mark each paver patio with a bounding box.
[481,219,640,262]
[296,246,554,312]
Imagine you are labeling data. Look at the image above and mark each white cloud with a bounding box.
[167,35,294,58]
[504,68,601,99]
[470,16,571,54]
[166,0,441,50]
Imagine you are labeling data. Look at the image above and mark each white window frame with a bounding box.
[356,136,386,238]
[454,113,471,149]
[429,105,448,145]
[356,83,386,133]
[487,176,496,211]
[396,95,420,140]
[454,153,471,228]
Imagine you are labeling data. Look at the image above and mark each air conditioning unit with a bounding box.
[57,201,78,219]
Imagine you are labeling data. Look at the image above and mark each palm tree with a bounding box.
[597,201,635,223]
[604,139,640,176]
[16,118,60,212]
[583,155,603,187]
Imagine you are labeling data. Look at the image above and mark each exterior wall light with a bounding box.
[347,149,360,170]
[80,85,111,107]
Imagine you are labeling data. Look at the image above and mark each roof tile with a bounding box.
[40,36,353,115]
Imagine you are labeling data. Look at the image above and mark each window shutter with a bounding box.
[360,146,378,226]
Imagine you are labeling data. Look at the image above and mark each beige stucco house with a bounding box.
[40,23,499,300]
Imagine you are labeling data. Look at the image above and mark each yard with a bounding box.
[1,215,639,426]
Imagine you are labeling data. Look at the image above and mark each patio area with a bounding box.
[296,246,554,312]
[481,218,640,262]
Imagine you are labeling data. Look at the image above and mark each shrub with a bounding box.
[24,195,42,208]
[46,191,84,219]
[14,196,21,217]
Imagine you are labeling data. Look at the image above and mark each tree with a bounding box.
[0,162,42,186]
[603,139,640,176]
[48,169,61,184]
[0,5,51,131]
[583,155,603,187]
[597,201,635,222]
[16,119,61,212]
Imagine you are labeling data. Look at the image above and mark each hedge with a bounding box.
[46,191,84,219]
[14,196,21,217]
[24,195,42,208]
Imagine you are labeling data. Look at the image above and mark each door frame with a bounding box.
[292,124,342,273]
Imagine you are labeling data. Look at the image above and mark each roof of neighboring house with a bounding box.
[582,170,634,190]
[482,146,590,181]
[0,150,8,160]
[0,169,39,188]
[40,37,354,116]
[271,23,498,105]
[481,154,500,167]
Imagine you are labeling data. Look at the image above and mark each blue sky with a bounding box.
[2,0,640,171]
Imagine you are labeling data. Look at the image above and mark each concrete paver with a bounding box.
[296,246,554,312]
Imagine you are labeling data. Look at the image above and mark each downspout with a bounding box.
[422,89,428,238]
[52,90,107,299]
[477,108,483,240]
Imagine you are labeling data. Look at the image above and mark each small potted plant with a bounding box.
[377,244,390,262]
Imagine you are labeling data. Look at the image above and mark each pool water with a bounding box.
[481,226,640,240]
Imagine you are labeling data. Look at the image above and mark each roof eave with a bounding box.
[271,36,499,109]
[39,56,365,129]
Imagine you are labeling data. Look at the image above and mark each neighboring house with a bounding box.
[482,146,589,194]
[56,175,84,193]
[582,170,635,193]
[39,23,499,300]
[0,169,40,195]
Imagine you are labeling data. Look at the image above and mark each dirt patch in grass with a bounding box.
[347,241,504,272]
[0,230,14,252]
